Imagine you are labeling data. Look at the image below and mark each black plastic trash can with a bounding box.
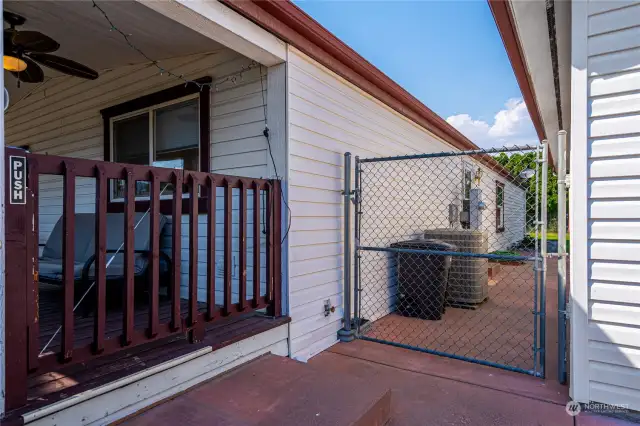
[390,239,456,320]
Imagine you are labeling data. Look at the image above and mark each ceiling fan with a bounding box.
[3,10,99,84]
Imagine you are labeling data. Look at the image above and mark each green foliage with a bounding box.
[493,151,562,227]
[490,250,523,257]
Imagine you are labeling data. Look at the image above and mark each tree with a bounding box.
[493,151,560,231]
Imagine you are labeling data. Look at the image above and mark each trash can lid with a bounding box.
[390,238,457,251]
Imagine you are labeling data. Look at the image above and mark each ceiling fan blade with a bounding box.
[12,31,60,53]
[28,53,98,80]
[3,11,26,27]
[10,57,44,83]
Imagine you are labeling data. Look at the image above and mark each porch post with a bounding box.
[0,9,7,414]
[266,63,288,316]
[3,148,28,412]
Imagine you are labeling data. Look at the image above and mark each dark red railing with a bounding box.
[3,147,282,411]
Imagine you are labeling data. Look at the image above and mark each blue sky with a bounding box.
[292,0,538,148]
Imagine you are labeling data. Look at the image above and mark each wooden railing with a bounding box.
[3,147,282,411]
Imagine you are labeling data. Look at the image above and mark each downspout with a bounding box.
[557,131,568,384]
[546,0,569,384]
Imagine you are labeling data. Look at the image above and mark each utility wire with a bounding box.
[259,66,292,245]
[91,0,259,91]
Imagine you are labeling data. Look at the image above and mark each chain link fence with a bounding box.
[354,145,546,376]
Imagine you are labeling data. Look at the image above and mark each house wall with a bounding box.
[571,0,640,409]
[285,46,527,361]
[4,49,272,303]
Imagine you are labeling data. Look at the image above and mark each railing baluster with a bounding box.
[93,166,107,353]
[224,179,232,315]
[265,184,274,306]
[171,172,183,330]
[239,180,247,311]
[148,171,160,338]
[253,182,260,308]
[27,157,40,370]
[122,168,135,346]
[207,176,216,320]
[189,175,198,326]
[62,161,76,361]
[272,181,283,317]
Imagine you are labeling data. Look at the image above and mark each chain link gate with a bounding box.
[352,144,547,377]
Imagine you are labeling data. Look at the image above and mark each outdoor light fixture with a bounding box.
[519,168,536,179]
[3,55,27,72]
[473,167,483,184]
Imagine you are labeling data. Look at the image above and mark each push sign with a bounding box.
[9,156,27,204]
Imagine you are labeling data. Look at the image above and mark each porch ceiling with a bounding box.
[4,0,223,98]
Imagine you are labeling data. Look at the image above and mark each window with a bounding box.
[496,181,505,233]
[101,77,211,208]
[111,97,199,198]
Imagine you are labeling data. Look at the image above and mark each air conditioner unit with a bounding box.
[423,229,488,307]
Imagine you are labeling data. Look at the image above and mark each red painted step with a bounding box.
[121,354,391,426]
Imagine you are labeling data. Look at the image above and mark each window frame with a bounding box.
[496,181,505,233]
[109,94,200,202]
[100,77,211,213]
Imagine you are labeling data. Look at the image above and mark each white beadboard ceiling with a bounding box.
[3,0,223,100]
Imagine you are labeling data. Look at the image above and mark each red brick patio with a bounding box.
[120,339,633,426]
[364,261,539,372]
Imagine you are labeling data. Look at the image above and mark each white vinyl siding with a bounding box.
[579,0,640,409]
[286,46,526,361]
[5,50,269,303]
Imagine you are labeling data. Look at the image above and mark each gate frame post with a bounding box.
[338,152,355,342]
[539,140,549,378]
[353,155,360,334]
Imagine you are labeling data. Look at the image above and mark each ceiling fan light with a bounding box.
[3,55,27,72]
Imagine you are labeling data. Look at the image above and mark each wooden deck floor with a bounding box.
[23,284,288,413]
[38,283,207,356]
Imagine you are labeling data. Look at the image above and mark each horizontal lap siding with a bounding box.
[587,2,640,409]
[5,50,269,302]
[286,47,525,360]
[211,65,268,177]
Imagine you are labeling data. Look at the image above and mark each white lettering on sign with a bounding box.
[9,156,27,205]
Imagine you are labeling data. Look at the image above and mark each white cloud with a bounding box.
[446,98,537,149]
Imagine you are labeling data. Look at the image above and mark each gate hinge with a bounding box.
[565,174,571,188]
[559,300,571,320]
[342,189,359,205]
[546,252,568,258]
